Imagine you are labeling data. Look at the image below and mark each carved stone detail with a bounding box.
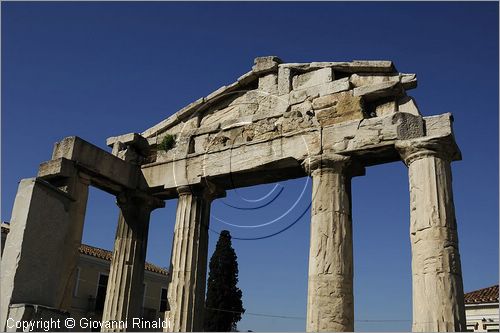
[396,135,461,166]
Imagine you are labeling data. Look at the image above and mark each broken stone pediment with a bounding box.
[112,56,424,165]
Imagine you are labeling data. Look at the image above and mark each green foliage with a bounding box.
[204,230,245,332]
[158,134,176,152]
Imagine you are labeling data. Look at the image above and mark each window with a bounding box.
[159,288,168,312]
[73,267,81,297]
[95,273,108,312]
[142,283,147,307]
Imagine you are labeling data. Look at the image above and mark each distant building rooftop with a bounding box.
[464,284,499,304]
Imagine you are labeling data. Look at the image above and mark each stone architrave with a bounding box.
[165,184,224,332]
[302,154,355,332]
[101,192,164,331]
[396,136,466,332]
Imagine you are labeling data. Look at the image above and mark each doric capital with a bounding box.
[177,181,226,201]
[302,154,351,176]
[395,135,462,166]
[177,185,193,196]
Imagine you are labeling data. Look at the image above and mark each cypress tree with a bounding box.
[204,230,245,332]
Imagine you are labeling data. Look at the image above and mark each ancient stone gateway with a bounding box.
[1,56,466,332]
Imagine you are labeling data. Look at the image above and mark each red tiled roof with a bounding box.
[79,244,169,276]
[464,284,499,304]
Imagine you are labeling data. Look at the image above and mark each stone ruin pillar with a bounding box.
[54,171,92,311]
[0,168,90,330]
[302,154,357,332]
[1,134,161,331]
[396,136,466,332]
[165,184,225,332]
[101,191,164,331]
[100,134,164,331]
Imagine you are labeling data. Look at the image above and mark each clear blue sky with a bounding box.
[2,2,498,331]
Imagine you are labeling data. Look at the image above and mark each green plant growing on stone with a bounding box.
[158,134,176,152]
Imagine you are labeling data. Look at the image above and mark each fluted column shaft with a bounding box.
[165,185,219,332]
[397,137,465,332]
[102,192,163,332]
[303,155,354,332]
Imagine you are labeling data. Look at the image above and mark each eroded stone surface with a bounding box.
[165,186,223,332]
[398,95,421,116]
[313,91,364,126]
[139,58,407,145]
[350,73,417,90]
[258,73,278,94]
[252,56,282,74]
[303,154,354,332]
[0,178,85,331]
[353,81,404,101]
[350,73,400,87]
[101,193,163,331]
[374,100,397,117]
[289,78,350,105]
[292,67,334,90]
[134,58,426,175]
[277,66,292,95]
[396,137,465,332]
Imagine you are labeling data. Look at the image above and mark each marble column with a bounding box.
[101,192,164,331]
[165,184,224,332]
[303,154,354,332]
[396,136,466,332]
